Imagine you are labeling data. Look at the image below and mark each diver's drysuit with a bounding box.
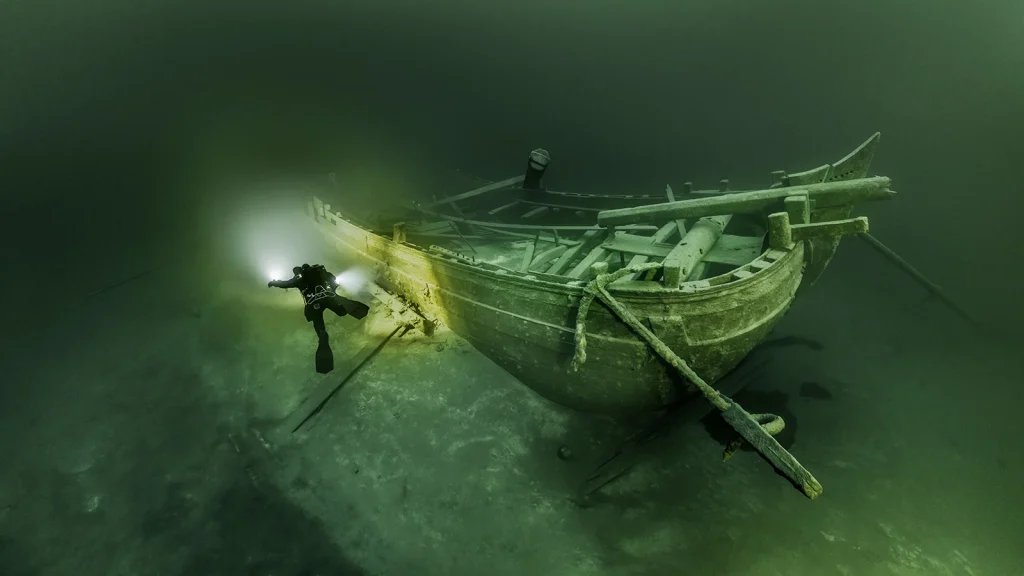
[268,263,370,374]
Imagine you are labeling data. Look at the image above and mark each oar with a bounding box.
[857,233,984,331]
[574,262,824,499]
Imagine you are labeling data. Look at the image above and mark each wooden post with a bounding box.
[784,194,810,224]
[393,222,407,244]
[768,212,794,251]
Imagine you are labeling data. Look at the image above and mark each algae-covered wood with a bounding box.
[307,132,888,414]
[312,199,805,413]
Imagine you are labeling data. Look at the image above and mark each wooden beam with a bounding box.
[663,215,732,288]
[521,206,550,219]
[416,208,657,232]
[601,233,674,258]
[598,176,894,227]
[275,321,403,437]
[420,175,525,209]
[791,216,868,242]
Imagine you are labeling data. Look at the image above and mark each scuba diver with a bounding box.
[268,263,370,374]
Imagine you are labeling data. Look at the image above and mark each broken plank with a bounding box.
[568,245,612,279]
[519,234,540,272]
[547,230,607,275]
[521,206,550,219]
[274,322,403,438]
[420,175,526,209]
[601,233,675,258]
[488,200,521,215]
[529,245,568,271]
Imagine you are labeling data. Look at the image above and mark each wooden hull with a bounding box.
[311,199,807,414]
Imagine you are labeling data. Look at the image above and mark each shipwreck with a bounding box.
[304,133,917,499]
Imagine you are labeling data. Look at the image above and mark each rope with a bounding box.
[572,263,784,441]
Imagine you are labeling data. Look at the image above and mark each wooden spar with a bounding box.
[522,206,550,219]
[419,175,525,209]
[857,232,983,330]
[663,215,732,288]
[598,176,894,227]
[416,208,657,232]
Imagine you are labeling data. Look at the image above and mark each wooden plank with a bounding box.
[529,245,568,271]
[521,206,549,219]
[567,245,611,279]
[601,233,674,258]
[488,200,521,215]
[420,175,525,209]
[791,217,868,242]
[519,234,539,272]
[275,322,402,437]
[597,176,894,227]
[703,234,765,266]
[546,230,607,275]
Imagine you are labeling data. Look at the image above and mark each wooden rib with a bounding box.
[546,230,607,275]
[567,245,612,279]
[529,245,568,271]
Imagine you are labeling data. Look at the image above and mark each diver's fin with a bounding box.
[344,299,370,320]
[315,339,335,374]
